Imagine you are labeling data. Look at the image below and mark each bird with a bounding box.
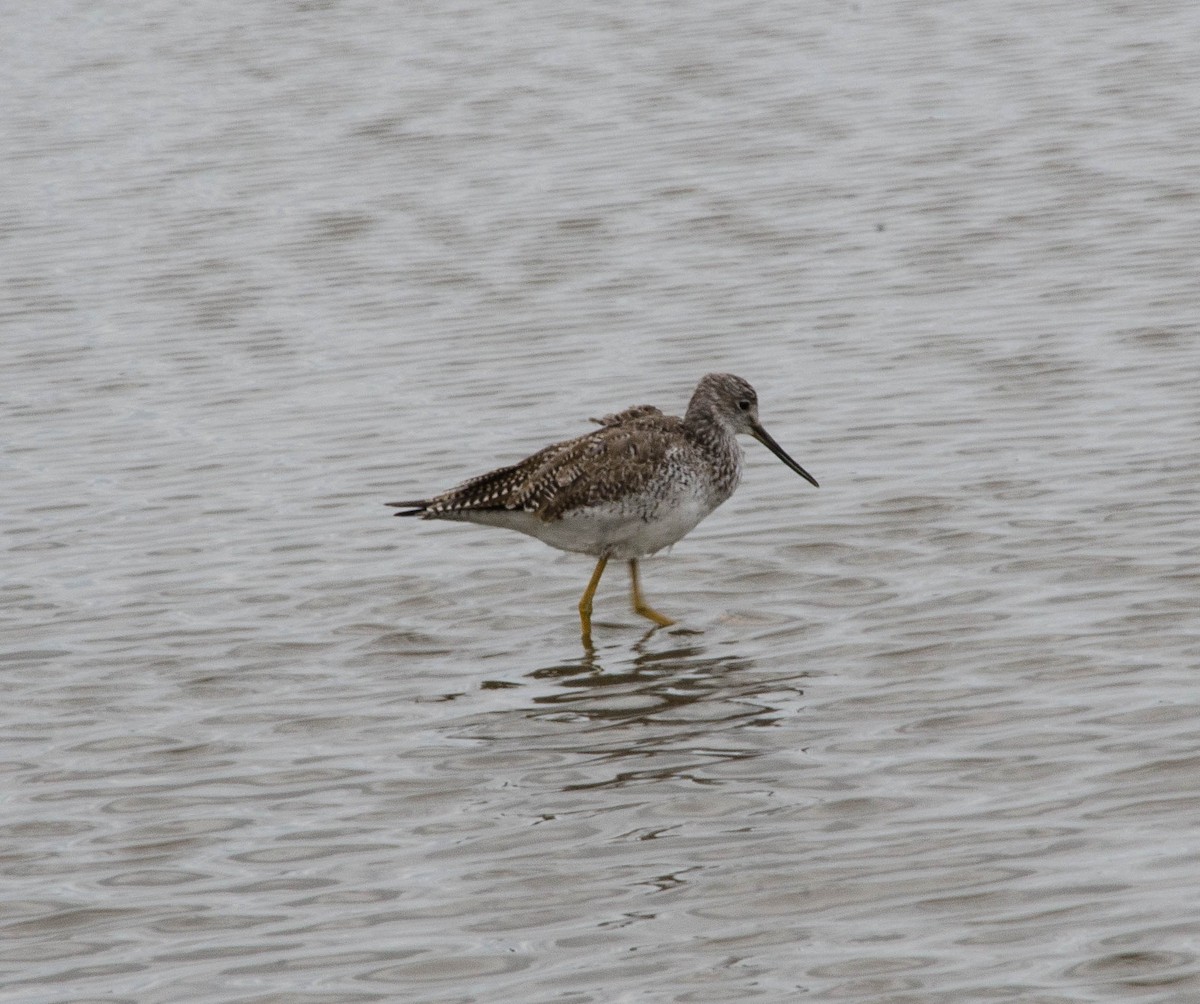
[388,373,818,644]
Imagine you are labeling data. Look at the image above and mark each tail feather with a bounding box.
[385,501,428,517]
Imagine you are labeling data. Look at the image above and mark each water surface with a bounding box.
[4,1,1200,1001]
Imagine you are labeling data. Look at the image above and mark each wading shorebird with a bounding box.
[388,373,818,644]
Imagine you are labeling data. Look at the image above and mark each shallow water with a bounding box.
[4,1,1200,1001]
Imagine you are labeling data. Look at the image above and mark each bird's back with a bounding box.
[394,406,685,518]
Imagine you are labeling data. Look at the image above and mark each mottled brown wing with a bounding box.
[394,412,683,520]
[524,416,683,520]
[396,442,565,515]
[387,432,597,517]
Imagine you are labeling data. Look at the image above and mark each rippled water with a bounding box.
[5,1,1200,1001]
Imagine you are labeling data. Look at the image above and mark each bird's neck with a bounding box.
[684,400,737,443]
[682,409,743,502]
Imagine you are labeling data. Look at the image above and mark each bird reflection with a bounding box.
[528,639,738,719]
[523,651,779,790]
[516,638,803,797]
[429,631,813,801]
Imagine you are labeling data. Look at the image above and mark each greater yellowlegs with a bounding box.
[388,373,818,643]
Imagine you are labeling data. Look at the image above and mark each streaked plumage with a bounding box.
[389,373,818,642]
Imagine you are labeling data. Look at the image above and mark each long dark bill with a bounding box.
[751,423,819,488]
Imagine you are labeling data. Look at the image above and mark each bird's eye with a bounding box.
[737,399,751,412]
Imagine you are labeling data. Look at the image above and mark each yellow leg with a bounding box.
[579,556,609,643]
[628,558,675,627]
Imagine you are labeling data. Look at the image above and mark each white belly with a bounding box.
[453,491,718,559]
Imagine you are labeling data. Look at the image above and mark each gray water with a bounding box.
[4,1,1200,1001]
